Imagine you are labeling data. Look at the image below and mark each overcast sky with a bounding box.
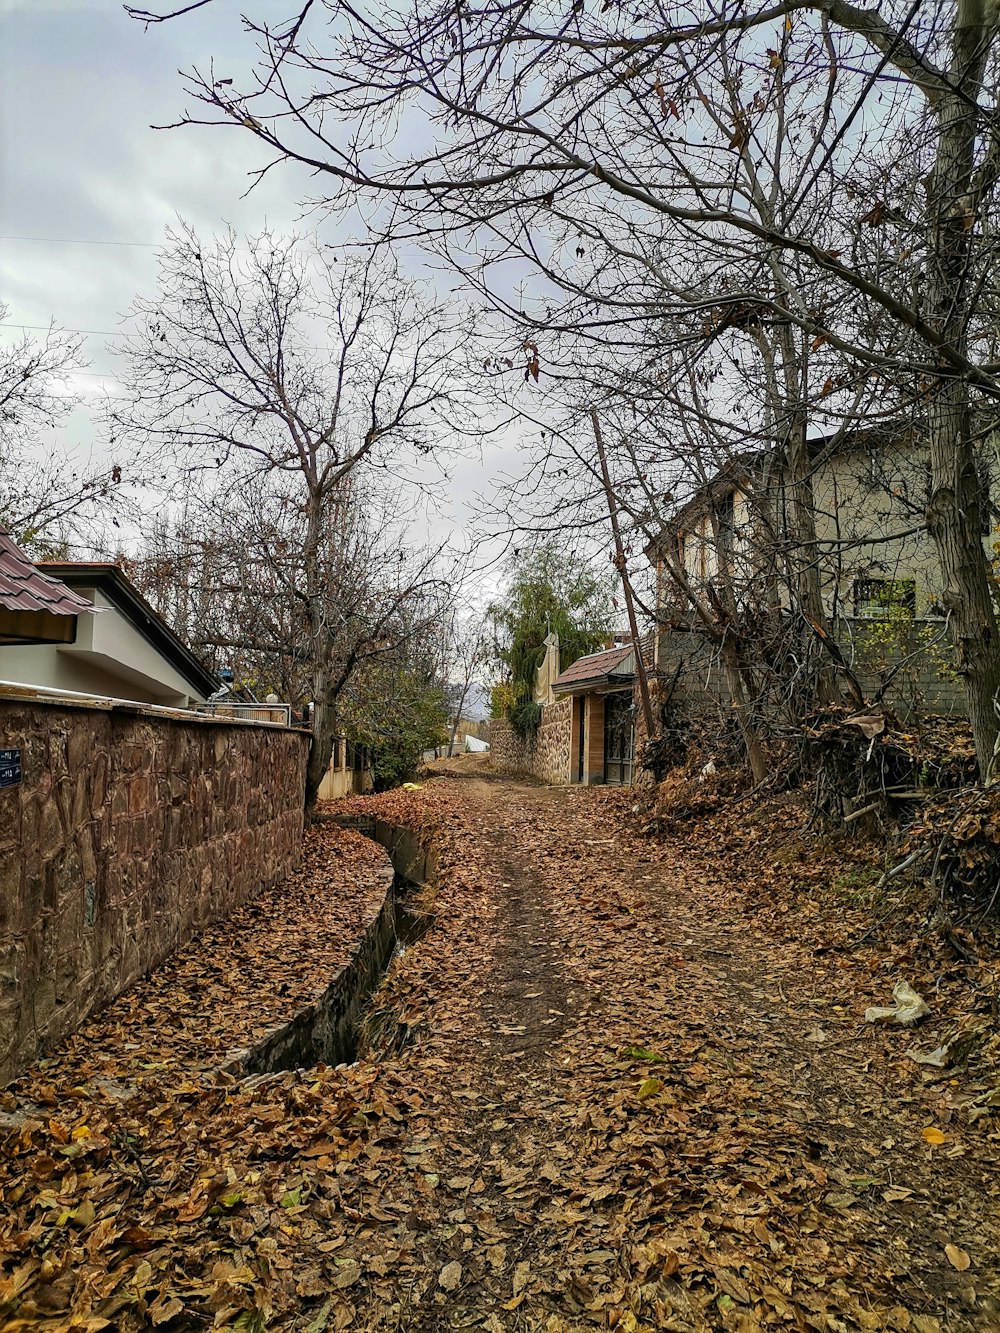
[1,2,306,349]
[0,0,523,578]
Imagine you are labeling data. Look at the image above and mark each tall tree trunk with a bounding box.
[447,679,471,757]
[772,322,841,707]
[303,492,333,819]
[305,672,335,819]
[719,634,770,784]
[924,6,1000,778]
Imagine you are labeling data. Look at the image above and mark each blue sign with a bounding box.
[0,749,21,789]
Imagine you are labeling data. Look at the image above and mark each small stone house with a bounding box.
[550,643,640,785]
[491,633,651,786]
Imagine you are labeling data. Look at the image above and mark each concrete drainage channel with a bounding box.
[223,818,435,1077]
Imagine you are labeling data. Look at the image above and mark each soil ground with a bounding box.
[2,760,999,1332]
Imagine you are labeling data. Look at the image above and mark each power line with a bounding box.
[2,322,349,356]
[0,234,164,249]
[5,323,119,336]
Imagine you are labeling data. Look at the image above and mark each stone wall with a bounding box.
[658,616,966,727]
[489,697,572,784]
[0,693,309,1084]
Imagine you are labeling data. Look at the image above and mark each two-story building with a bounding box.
[649,426,975,721]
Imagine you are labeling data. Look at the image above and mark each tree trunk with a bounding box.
[773,325,841,707]
[304,672,336,819]
[720,634,770,784]
[447,679,471,757]
[924,11,1000,778]
[303,492,333,819]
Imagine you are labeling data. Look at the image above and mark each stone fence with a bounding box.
[0,690,309,1084]
[490,697,572,784]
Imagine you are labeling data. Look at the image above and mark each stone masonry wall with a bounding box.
[0,694,309,1084]
[659,617,966,727]
[489,697,572,784]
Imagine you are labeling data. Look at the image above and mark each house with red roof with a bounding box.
[551,640,643,785]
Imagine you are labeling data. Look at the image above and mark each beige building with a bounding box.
[317,735,374,800]
[652,429,972,716]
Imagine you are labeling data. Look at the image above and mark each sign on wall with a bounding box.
[0,749,21,789]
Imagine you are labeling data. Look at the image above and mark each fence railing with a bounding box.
[196,701,294,727]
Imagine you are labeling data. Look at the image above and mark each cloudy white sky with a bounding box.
[1,2,304,349]
[0,0,524,570]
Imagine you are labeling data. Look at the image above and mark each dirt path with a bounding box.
[2,768,998,1331]
[348,769,1000,1331]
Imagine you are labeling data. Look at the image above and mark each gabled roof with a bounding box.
[0,529,96,644]
[645,422,929,559]
[37,561,219,698]
[552,643,635,695]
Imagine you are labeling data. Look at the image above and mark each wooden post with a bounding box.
[589,408,656,743]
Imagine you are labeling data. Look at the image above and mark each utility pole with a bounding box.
[590,408,656,742]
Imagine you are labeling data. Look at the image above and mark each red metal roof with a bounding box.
[0,530,95,617]
[552,643,633,691]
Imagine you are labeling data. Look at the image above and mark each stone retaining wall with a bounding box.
[489,697,572,784]
[0,693,309,1084]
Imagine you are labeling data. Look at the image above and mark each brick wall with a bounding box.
[0,694,309,1084]
[489,697,573,783]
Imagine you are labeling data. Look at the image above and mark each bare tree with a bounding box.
[0,306,124,547]
[441,617,489,757]
[112,225,477,809]
[135,0,1000,776]
[127,473,459,805]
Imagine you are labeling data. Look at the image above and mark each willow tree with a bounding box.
[488,543,614,731]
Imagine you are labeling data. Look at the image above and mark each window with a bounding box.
[716,490,735,560]
[853,577,916,619]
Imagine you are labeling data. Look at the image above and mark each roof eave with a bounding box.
[38,563,220,697]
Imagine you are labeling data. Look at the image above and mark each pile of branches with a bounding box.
[800,706,976,828]
[639,754,758,835]
[901,785,1000,919]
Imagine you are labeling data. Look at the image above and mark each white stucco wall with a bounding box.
[0,588,208,707]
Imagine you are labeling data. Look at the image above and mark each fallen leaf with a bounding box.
[332,1259,361,1290]
[439,1260,462,1291]
[149,1295,184,1325]
[944,1243,971,1271]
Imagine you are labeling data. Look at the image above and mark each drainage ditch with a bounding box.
[228,819,434,1078]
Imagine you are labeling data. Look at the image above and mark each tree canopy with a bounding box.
[488,545,615,717]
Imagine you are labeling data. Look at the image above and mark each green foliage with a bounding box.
[490,681,518,719]
[828,865,883,908]
[854,580,957,707]
[488,543,614,715]
[510,697,543,740]
[344,666,449,792]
